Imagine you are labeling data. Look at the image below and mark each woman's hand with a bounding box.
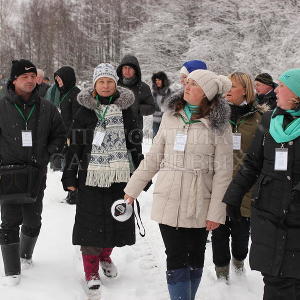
[67,186,77,192]
[206,220,220,231]
[124,193,135,205]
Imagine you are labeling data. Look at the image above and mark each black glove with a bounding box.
[226,204,242,221]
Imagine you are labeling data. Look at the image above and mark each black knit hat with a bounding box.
[255,73,274,87]
[10,59,37,80]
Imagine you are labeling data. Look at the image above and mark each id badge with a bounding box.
[174,133,187,152]
[92,131,106,147]
[22,130,32,147]
[233,133,241,150]
[274,148,288,171]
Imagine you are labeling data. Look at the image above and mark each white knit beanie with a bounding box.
[179,66,189,76]
[93,63,118,87]
[188,70,232,101]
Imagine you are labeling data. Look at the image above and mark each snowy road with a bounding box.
[0,167,264,300]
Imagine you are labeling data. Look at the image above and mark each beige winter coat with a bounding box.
[124,95,233,228]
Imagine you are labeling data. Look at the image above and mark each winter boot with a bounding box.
[215,264,229,281]
[232,257,244,274]
[20,233,38,269]
[99,248,117,278]
[166,267,191,300]
[1,243,21,286]
[190,267,203,300]
[65,190,78,205]
[82,254,101,290]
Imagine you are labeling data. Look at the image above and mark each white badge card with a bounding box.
[22,130,32,147]
[174,133,188,152]
[233,133,242,150]
[274,148,288,171]
[92,131,106,147]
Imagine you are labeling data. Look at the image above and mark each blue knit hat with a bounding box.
[279,68,300,97]
[183,60,207,73]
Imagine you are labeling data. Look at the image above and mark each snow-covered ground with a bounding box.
[0,140,264,299]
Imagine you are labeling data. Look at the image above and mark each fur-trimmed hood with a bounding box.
[165,89,231,134]
[77,86,135,110]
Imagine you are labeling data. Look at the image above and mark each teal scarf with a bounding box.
[269,108,300,143]
[184,104,199,121]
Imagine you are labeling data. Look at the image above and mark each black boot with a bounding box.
[65,190,78,205]
[20,232,38,261]
[1,243,21,278]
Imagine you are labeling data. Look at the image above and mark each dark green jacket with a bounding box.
[230,104,263,217]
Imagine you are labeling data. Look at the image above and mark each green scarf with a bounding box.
[269,108,300,143]
[184,104,199,121]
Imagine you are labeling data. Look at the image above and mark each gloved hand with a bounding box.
[226,204,242,221]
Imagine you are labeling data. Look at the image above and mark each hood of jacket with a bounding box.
[77,86,135,111]
[54,66,76,93]
[116,55,141,83]
[166,89,231,134]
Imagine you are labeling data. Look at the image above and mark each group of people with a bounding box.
[0,56,299,300]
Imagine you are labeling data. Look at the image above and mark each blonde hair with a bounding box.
[229,72,256,104]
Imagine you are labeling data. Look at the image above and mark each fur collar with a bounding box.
[166,90,231,134]
[77,86,135,110]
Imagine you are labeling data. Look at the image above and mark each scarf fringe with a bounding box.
[85,169,130,188]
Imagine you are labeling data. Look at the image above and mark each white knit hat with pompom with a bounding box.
[188,70,232,101]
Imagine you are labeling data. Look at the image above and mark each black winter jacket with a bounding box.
[256,88,277,110]
[117,55,155,131]
[0,84,66,168]
[62,87,144,247]
[54,66,81,132]
[223,109,300,278]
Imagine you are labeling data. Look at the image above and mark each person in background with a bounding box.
[151,71,171,137]
[36,69,50,98]
[179,60,207,86]
[116,54,155,132]
[62,63,142,291]
[211,72,266,281]
[43,76,50,85]
[0,59,65,285]
[46,66,81,205]
[223,69,300,300]
[254,72,278,110]
[124,69,233,300]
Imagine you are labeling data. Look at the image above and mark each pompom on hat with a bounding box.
[93,63,118,87]
[188,70,232,101]
[279,68,300,97]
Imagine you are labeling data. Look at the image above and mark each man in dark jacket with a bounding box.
[116,55,155,135]
[254,73,278,110]
[45,66,81,204]
[0,59,66,285]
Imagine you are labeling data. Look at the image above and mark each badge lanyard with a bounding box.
[92,96,113,147]
[179,113,201,125]
[229,119,245,151]
[14,103,36,147]
[57,87,75,111]
[95,96,113,122]
[14,104,35,130]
